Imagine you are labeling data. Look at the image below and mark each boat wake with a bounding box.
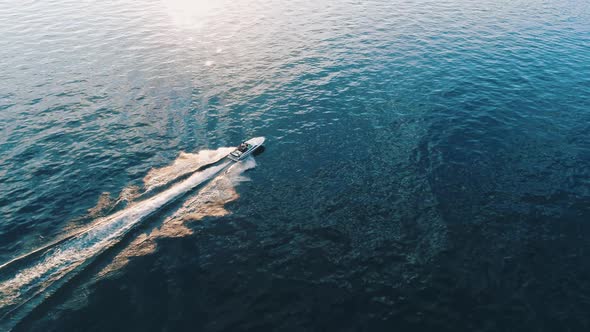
[0,147,256,330]
[100,157,257,277]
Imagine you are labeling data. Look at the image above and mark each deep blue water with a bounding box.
[1,0,590,330]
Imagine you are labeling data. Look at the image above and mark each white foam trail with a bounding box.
[98,157,258,277]
[143,147,234,192]
[0,161,230,325]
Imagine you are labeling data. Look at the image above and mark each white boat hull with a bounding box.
[227,137,265,161]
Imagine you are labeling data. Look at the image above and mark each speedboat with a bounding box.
[228,137,265,161]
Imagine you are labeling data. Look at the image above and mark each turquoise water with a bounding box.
[1,0,590,330]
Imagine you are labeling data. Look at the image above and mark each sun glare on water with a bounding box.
[162,0,228,29]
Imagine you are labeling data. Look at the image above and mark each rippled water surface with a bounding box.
[1,0,590,330]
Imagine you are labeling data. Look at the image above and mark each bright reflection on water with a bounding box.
[162,0,230,29]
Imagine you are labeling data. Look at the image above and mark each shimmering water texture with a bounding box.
[1,0,590,331]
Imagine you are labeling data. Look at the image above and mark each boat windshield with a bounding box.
[238,143,249,152]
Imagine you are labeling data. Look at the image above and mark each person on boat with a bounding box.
[238,143,248,152]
